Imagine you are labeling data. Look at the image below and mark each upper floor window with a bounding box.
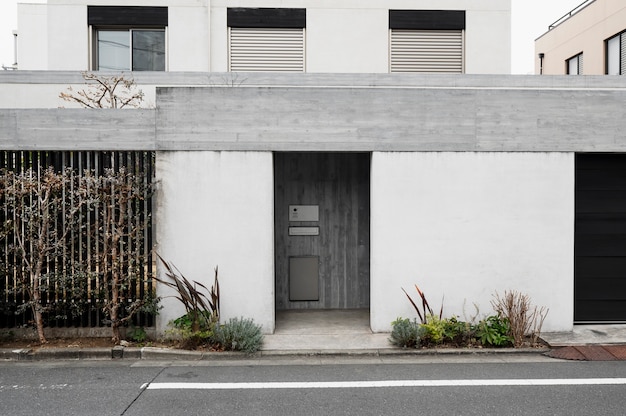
[567,53,583,75]
[606,31,626,75]
[389,10,465,73]
[88,6,167,71]
[227,8,305,72]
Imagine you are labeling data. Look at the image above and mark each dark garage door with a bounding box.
[576,154,626,322]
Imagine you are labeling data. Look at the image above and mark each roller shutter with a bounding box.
[390,29,463,73]
[229,27,305,72]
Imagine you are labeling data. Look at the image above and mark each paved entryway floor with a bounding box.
[262,309,391,352]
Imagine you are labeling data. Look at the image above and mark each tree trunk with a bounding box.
[31,272,47,344]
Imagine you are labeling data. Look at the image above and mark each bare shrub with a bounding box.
[491,290,548,347]
[59,72,144,109]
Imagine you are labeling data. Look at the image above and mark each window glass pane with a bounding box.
[568,56,579,75]
[607,35,620,75]
[132,30,165,71]
[98,31,130,71]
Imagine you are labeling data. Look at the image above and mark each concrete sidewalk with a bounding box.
[540,324,626,346]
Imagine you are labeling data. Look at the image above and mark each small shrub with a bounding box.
[420,316,476,346]
[213,317,263,354]
[167,311,216,349]
[126,326,147,343]
[389,318,424,348]
[442,316,476,346]
[421,315,446,345]
[476,315,513,347]
[0,330,15,343]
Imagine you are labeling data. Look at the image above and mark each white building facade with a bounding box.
[17,0,511,74]
[5,0,626,338]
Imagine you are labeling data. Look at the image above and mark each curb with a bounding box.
[0,346,552,361]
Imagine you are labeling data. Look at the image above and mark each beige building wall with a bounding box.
[535,0,626,75]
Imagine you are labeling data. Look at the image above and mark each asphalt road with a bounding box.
[1,356,626,415]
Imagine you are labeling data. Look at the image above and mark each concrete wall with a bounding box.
[155,151,275,334]
[370,152,575,332]
[17,0,510,74]
[535,0,626,75]
[2,73,626,150]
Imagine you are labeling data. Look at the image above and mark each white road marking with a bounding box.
[146,378,626,390]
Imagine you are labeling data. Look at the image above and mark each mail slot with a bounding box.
[289,256,319,301]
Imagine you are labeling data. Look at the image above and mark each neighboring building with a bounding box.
[16,0,512,74]
[535,0,626,75]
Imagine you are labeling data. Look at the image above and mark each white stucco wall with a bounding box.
[168,5,211,72]
[466,9,511,74]
[306,8,388,73]
[47,5,88,70]
[370,152,574,333]
[17,4,48,70]
[155,151,275,334]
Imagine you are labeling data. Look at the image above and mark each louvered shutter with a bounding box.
[621,32,626,75]
[229,27,305,72]
[390,29,464,73]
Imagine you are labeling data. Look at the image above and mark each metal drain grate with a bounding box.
[545,345,626,361]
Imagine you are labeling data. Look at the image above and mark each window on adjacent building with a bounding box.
[227,8,305,72]
[389,10,465,73]
[88,6,167,71]
[606,31,626,75]
[567,53,583,75]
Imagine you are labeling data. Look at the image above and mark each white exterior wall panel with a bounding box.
[47,5,87,70]
[306,8,388,73]
[370,152,574,333]
[168,6,211,72]
[17,4,48,70]
[156,151,275,334]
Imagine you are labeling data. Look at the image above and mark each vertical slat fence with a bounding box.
[0,151,155,330]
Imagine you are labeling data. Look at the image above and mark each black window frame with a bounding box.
[605,30,626,75]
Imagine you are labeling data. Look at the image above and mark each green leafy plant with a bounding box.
[389,317,424,348]
[0,330,15,343]
[166,310,217,349]
[155,255,220,333]
[126,325,147,343]
[441,316,476,346]
[402,284,443,324]
[421,315,447,345]
[476,315,513,347]
[213,317,263,354]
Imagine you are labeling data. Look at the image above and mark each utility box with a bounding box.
[289,256,319,301]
